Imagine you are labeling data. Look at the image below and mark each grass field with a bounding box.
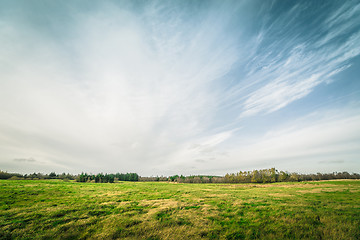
[1,180,359,239]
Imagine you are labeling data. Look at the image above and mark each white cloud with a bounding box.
[0,2,240,175]
[223,107,360,173]
[232,2,360,118]
[240,73,322,117]
[0,1,359,175]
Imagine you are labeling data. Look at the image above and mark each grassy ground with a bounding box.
[0,180,359,239]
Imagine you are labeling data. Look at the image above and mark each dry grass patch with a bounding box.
[140,199,180,216]
[296,187,343,194]
[269,193,293,197]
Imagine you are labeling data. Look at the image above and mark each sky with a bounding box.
[1,0,360,176]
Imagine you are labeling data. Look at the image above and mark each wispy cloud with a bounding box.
[0,0,359,175]
[13,158,36,163]
[220,107,360,174]
[232,1,360,118]
[0,1,241,174]
[318,160,344,164]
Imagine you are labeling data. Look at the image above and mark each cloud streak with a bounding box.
[234,1,360,118]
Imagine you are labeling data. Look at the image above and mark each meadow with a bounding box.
[1,180,359,239]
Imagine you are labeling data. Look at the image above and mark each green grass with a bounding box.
[1,180,359,239]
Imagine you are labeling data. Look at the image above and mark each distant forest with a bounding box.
[1,168,360,183]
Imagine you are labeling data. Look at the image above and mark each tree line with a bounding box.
[77,172,139,183]
[140,168,360,183]
[0,170,139,182]
[1,168,359,183]
[0,171,75,180]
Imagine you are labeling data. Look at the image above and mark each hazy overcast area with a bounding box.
[1,0,360,176]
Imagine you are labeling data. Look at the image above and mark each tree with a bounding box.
[49,172,57,178]
[0,170,12,179]
[278,171,289,182]
[289,173,300,182]
[251,170,262,183]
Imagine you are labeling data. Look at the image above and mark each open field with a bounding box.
[1,180,359,239]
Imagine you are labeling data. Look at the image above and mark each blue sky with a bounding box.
[0,0,360,175]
